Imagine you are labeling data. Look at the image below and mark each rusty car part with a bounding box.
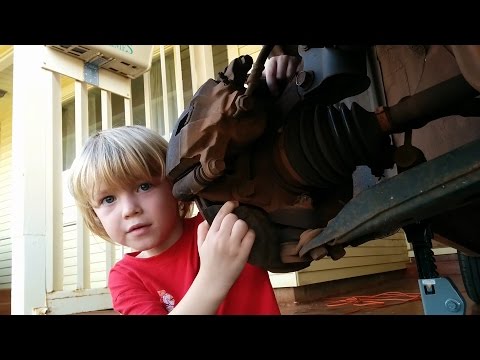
[166,45,480,273]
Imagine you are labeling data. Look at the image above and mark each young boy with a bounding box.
[68,125,281,314]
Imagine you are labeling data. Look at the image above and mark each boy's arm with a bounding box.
[169,201,254,315]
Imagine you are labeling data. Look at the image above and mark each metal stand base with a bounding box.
[418,277,466,315]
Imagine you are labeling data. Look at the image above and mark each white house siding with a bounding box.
[0,103,12,289]
[0,52,12,289]
[270,233,410,288]
[237,45,262,59]
[212,45,228,80]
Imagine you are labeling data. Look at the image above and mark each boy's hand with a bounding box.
[264,55,301,97]
[197,201,255,293]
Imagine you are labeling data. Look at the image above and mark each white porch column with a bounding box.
[11,45,57,314]
[188,45,215,93]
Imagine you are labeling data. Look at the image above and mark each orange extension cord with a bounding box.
[323,291,422,314]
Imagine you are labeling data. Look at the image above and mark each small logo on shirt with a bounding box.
[157,290,175,313]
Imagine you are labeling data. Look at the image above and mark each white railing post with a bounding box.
[188,45,215,93]
[46,70,64,294]
[124,97,133,126]
[159,46,170,135]
[143,71,154,130]
[100,89,117,272]
[173,45,185,116]
[74,80,90,290]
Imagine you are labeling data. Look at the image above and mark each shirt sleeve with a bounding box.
[108,267,168,315]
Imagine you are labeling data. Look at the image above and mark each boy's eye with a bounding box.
[138,183,152,192]
[101,195,115,205]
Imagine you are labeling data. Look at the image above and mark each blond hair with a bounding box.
[68,125,191,241]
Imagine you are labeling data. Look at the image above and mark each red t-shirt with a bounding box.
[108,213,281,315]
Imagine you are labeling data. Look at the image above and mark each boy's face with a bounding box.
[91,176,182,256]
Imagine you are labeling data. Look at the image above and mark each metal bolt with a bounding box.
[206,159,225,178]
[296,71,314,90]
[445,298,461,312]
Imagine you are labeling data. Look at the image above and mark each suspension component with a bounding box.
[404,222,439,279]
[276,102,395,188]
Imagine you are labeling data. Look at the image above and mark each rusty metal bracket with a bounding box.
[300,138,480,257]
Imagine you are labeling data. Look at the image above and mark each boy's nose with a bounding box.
[122,198,142,218]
